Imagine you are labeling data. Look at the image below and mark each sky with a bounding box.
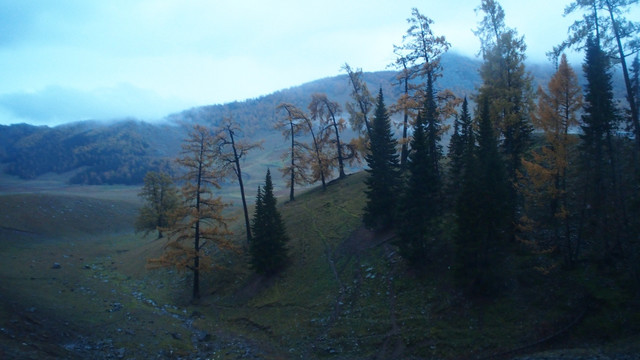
[0,0,633,126]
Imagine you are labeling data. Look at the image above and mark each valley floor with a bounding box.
[1,173,639,359]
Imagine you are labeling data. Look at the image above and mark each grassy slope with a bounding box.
[206,171,640,359]
[1,172,639,359]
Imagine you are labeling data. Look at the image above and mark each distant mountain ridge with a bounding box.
[0,53,576,186]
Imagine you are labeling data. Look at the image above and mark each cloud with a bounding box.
[0,83,190,125]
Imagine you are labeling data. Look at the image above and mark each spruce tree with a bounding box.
[455,98,508,293]
[579,36,623,259]
[475,0,534,241]
[363,89,400,230]
[448,97,472,192]
[250,169,290,275]
[396,77,443,268]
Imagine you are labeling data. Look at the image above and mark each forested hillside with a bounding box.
[0,52,536,185]
[0,120,182,185]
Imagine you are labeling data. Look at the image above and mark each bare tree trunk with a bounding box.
[605,0,640,151]
[289,120,295,201]
[229,129,252,244]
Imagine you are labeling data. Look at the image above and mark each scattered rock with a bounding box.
[194,330,210,342]
[170,332,182,340]
[115,347,125,358]
[51,262,61,269]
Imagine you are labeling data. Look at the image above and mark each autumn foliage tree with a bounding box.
[135,171,179,239]
[276,103,312,201]
[553,0,640,151]
[343,63,374,142]
[277,101,332,190]
[392,8,451,169]
[148,125,233,301]
[521,54,583,267]
[309,93,353,179]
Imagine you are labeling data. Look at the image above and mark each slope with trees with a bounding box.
[249,169,290,275]
[147,125,234,300]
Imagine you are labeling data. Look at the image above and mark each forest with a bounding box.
[2,0,640,358]
[143,0,640,299]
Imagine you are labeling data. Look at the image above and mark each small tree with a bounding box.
[250,169,290,275]
[363,89,400,230]
[148,125,233,301]
[135,171,178,239]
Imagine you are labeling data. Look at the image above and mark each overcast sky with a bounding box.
[0,0,633,126]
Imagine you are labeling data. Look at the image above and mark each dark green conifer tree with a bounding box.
[363,89,400,230]
[579,36,623,259]
[455,98,508,293]
[396,77,443,268]
[250,169,290,275]
[448,97,472,191]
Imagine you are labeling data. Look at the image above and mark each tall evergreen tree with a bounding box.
[395,74,445,268]
[448,97,472,189]
[579,36,624,259]
[553,0,640,151]
[475,0,534,241]
[250,169,290,275]
[455,99,508,293]
[363,89,400,230]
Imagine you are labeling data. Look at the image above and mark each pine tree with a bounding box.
[455,98,508,293]
[475,0,534,241]
[395,74,446,268]
[555,0,640,151]
[363,89,400,230]
[448,97,472,190]
[579,36,623,259]
[250,169,290,275]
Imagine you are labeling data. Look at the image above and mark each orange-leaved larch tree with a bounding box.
[148,125,233,301]
[276,103,313,201]
[522,54,582,267]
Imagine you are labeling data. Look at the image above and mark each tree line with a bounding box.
[362,0,640,294]
[137,0,640,300]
